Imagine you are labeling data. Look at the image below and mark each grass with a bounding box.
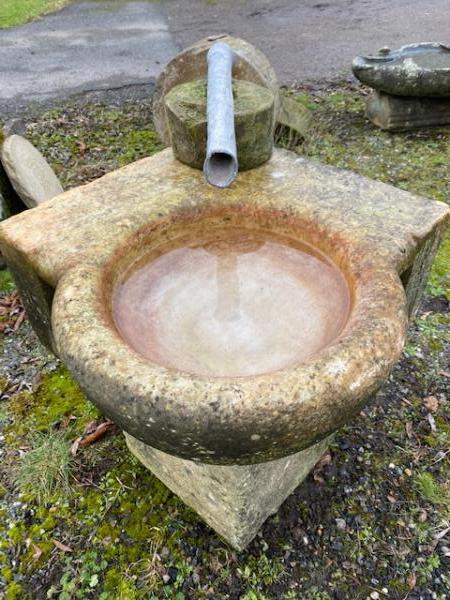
[415,471,450,513]
[0,0,70,29]
[14,430,73,504]
[0,270,14,294]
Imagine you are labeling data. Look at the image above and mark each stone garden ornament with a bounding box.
[0,38,448,550]
[353,42,450,130]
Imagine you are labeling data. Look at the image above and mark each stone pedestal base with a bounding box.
[125,433,331,550]
[366,91,450,131]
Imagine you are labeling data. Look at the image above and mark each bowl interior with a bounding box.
[110,219,352,378]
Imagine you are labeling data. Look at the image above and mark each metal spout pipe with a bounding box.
[203,43,238,188]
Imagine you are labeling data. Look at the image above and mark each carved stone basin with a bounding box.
[352,42,450,97]
[6,148,437,469]
[52,195,401,466]
[113,227,351,378]
[0,148,447,548]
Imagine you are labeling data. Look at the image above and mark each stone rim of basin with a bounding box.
[52,201,408,466]
[352,42,450,97]
[3,148,447,466]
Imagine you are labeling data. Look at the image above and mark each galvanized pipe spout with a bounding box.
[203,43,238,188]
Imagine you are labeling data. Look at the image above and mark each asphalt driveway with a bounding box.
[0,0,449,114]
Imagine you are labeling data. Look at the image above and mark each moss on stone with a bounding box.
[164,78,274,170]
[428,229,450,299]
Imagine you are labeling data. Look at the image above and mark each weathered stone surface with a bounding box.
[153,35,280,146]
[0,193,8,222]
[353,43,450,97]
[1,135,63,209]
[0,148,447,465]
[274,92,314,147]
[0,129,22,216]
[366,91,450,131]
[164,78,274,170]
[126,432,331,550]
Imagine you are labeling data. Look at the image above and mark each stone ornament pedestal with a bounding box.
[366,91,450,131]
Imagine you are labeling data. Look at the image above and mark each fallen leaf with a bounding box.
[427,413,437,432]
[407,572,416,590]
[435,526,450,540]
[314,451,332,470]
[78,420,114,448]
[424,395,439,412]
[70,437,82,456]
[61,414,77,429]
[313,451,332,483]
[52,539,73,553]
[13,311,26,331]
[387,494,397,504]
[440,371,450,378]
[77,141,87,156]
[32,544,43,561]
[405,421,414,439]
[84,420,99,435]
[418,510,427,523]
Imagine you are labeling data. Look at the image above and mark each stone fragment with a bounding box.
[274,92,314,147]
[1,135,63,209]
[164,78,274,170]
[366,91,450,131]
[153,35,280,146]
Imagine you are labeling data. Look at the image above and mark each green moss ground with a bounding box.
[0,87,448,599]
[0,0,71,29]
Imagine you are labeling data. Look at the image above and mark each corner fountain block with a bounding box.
[0,149,448,548]
[164,79,275,170]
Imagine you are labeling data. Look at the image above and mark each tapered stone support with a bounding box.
[125,433,331,550]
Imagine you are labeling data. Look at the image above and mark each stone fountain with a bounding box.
[0,37,448,550]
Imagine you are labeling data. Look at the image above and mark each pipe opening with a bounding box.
[204,152,238,188]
